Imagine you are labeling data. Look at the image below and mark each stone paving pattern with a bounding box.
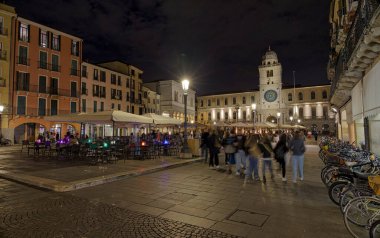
[0,145,350,237]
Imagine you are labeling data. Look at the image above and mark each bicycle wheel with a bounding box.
[370,219,380,238]
[340,186,357,214]
[328,180,349,205]
[344,196,380,238]
[322,167,337,187]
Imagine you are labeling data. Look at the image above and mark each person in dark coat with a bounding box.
[208,130,220,169]
[200,130,210,164]
[274,133,289,182]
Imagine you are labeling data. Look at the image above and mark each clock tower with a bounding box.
[258,47,283,121]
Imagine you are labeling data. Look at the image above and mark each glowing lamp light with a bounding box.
[87,139,92,143]
[163,140,169,145]
[251,103,256,110]
[103,142,108,148]
[277,112,281,118]
[36,139,41,143]
[0,105,4,112]
[181,79,190,93]
[141,141,146,146]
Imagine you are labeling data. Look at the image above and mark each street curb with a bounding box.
[0,158,203,192]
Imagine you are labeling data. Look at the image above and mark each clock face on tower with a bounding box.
[264,90,278,102]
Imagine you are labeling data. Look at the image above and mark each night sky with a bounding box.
[8,0,331,95]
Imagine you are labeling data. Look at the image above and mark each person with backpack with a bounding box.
[289,131,306,183]
[274,133,289,182]
[258,135,274,183]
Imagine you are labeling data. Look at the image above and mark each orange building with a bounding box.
[10,17,82,143]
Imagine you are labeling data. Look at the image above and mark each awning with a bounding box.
[143,113,181,125]
[45,110,153,125]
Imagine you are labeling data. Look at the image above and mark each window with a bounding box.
[17,96,26,115]
[81,65,87,77]
[251,96,255,103]
[70,101,77,113]
[200,100,203,107]
[200,113,204,121]
[266,70,273,77]
[225,98,228,105]
[118,104,121,110]
[207,99,211,106]
[100,86,106,98]
[93,69,99,80]
[39,51,48,69]
[131,69,135,76]
[51,99,58,115]
[298,92,303,100]
[50,77,58,94]
[131,106,134,114]
[126,92,130,101]
[242,97,246,104]
[82,99,86,113]
[312,106,316,118]
[174,91,178,102]
[38,98,46,116]
[225,112,228,120]
[111,74,116,84]
[51,54,59,72]
[126,78,130,87]
[311,91,316,100]
[16,72,29,91]
[93,101,97,112]
[71,40,79,56]
[18,46,28,65]
[289,108,293,117]
[71,81,77,97]
[233,112,237,120]
[216,99,220,106]
[100,102,104,111]
[208,112,211,121]
[299,107,304,118]
[81,82,87,95]
[233,97,236,105]
[288,93,292,101]
[322,90,328,99]
[39,76,46,93]
[39,30,48,47]
[111,103,115,109]
[117,76,121,86]
[100,71,106,82]
[52,34,60,51]
[19,23,29,42]
[70,60,78,76]
[243,111,246,120]
[131,80,135,88]
[217,112,220,120]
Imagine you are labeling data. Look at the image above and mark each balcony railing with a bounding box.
[15,84,79,97]
[38,61,61,72]
[0,27,8,36]
[0,50,7,60]
[70,69,80,76]
[331,0,380,97]
[17,56,30,66]
[14,107,72,117]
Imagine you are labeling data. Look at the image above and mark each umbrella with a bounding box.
[143,113,181,125]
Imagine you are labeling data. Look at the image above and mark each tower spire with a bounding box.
[268,45,271,51]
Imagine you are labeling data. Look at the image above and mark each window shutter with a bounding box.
[18,22,21,40]
[58,35,61,51]
[38,28,41,46]
[47,31,50,48]
[27,25,30,42]
[70,40,73,54]
[50,32,53,49]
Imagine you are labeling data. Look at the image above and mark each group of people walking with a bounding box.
[200,130,306,183]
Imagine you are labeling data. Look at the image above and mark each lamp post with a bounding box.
[0,105,3,137]
[251,103,256,131]
[276,112,281,132]
[181,79,191,157]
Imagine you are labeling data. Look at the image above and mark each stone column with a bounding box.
[304,104,311,119]
[316,104,323,119]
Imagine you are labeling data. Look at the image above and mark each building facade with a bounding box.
[328,0,380,155]
[10,17,82,143]
[144,80,196,123]
[198,49,335,133]
[142,86,160,115]
[0,3,16,139]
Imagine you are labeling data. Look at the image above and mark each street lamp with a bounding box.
[276,112,281,132]
[181,79,191,156]
[289,116,293,124]
[297,119,301,124]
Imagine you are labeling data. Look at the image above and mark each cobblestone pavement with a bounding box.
[0,179,239,238]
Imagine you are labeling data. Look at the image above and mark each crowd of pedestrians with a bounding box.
[200,129,306,183]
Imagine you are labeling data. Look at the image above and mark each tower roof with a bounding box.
[262,46,278,61]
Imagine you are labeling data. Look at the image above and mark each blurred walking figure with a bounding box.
[200,129,210,164]
[258,136,274,183]
[208,130,221,169]
[274,134,289,181]
[245,134,261,181]
[223,132,236,174]
[289,131,306,183]
[234,134,246,176]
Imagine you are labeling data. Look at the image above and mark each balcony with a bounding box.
[70,69,80,76]
[0,50,6,61]
[330,0,380,107]
[38,62,61,72]
[17,56,30,66]
[0,27,8,36]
